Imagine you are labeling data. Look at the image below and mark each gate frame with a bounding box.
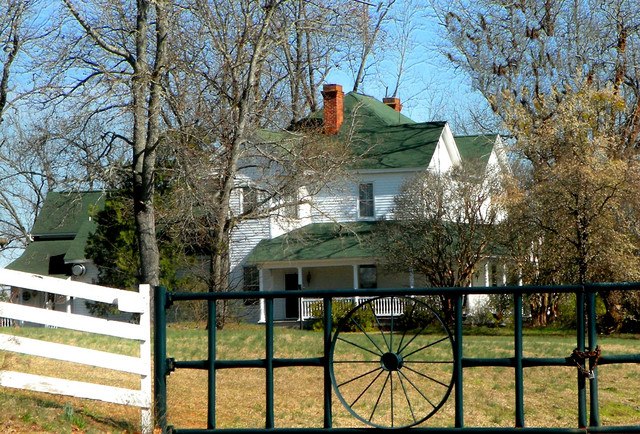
[154,283,640,433]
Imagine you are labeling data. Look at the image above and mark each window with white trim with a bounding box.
[358,265,377,289]
[358,183,374,218]
[243,266,260,305]
[242,187,258,214]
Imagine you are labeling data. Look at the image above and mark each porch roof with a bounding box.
[246,222,378,264]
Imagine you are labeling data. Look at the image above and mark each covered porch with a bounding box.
[254,262,413,322]
[245,222,415,322]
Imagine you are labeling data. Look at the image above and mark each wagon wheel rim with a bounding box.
[329,296,455,429]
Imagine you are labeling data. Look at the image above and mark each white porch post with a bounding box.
[258,268,266,324]
[484,262,490,287]
[352,264,359,305]
[297,267,303,321]
[502,264,507,286]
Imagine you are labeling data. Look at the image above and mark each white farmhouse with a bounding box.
[229,84,510,322]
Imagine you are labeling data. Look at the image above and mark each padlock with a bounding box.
[587,370,595,380]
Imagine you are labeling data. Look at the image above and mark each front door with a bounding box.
[285,273,299,319]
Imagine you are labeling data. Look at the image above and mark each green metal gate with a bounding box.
[154,283,640,433]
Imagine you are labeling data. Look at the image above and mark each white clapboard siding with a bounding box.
[0,269,152,434]
[0,302,144,340]
[0,334,145,375]
[0,268,144,313]
[0,371,149,407]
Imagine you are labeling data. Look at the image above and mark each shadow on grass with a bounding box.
[0,390,137,432]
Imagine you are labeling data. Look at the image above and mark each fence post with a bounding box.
[154,286,168,433]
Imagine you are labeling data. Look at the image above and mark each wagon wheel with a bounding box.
[329,296,455,429]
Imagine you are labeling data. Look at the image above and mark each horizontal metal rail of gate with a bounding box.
[154,283,640,434]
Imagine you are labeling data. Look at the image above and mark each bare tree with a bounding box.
[40,0,173,287]
[375,162,504,322]
[155,0,356,327]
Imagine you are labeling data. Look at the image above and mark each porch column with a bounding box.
[259,268,266,324]
[297,267,303,321]
[352,265,359,305]
[484,262,490,287]
[502,264,507,286]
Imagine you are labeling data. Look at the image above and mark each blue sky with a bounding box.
[325,2,491,130]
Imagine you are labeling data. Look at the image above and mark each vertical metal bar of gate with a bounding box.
[265,298,275,428]
[154,286,168,433]
[323,297,333,428]
[454,294,464,428]
[514,293,524,427]
[207,299,217,429]
[576,290,587,428]
[587,291,600,426]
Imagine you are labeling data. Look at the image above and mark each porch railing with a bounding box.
[300,296,404,320]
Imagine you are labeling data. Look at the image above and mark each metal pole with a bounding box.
[576,290,587,428]
[454,294,464,428]
[153,286,167,433]
[207,299,217,429]
[514,293,524,427]
[266,298,275,429]
[323,297,333,428]
[587,290,600,426]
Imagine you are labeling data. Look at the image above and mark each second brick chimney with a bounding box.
[383,97,402,112]
[322,84,344,135]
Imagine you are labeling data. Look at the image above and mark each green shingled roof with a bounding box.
[246,222,378,264]
[455,135,497,170]
[6,191,105,276]
[311,92,446,170]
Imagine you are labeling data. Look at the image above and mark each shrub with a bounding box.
[308,299,376,332]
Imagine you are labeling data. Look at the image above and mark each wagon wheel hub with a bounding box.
[381,351,403,371]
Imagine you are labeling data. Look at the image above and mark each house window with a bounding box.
[491,264,498,287]
[358,183,374,218]
[283,190,299,219]
[359,265,377,289]
[243,266,260,305]
[242,187,258,214]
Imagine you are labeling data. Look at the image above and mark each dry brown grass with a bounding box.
[0,325,639,432]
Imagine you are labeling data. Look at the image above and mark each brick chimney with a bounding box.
[383,97,402,112]
[322,84,344,135]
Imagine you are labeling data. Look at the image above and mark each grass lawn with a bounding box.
[0,324,639,432]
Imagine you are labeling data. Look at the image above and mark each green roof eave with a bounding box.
[5,239,74,277]
[246,222,379,264]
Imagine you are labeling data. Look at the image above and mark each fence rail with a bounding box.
[155,283,640,434]
[300,296,405,320]
[0,268,152,434]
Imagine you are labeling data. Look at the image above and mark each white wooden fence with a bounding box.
[0,268,152,434]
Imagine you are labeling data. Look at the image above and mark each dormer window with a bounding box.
[242,187,258,214]
[358,183,374,218]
